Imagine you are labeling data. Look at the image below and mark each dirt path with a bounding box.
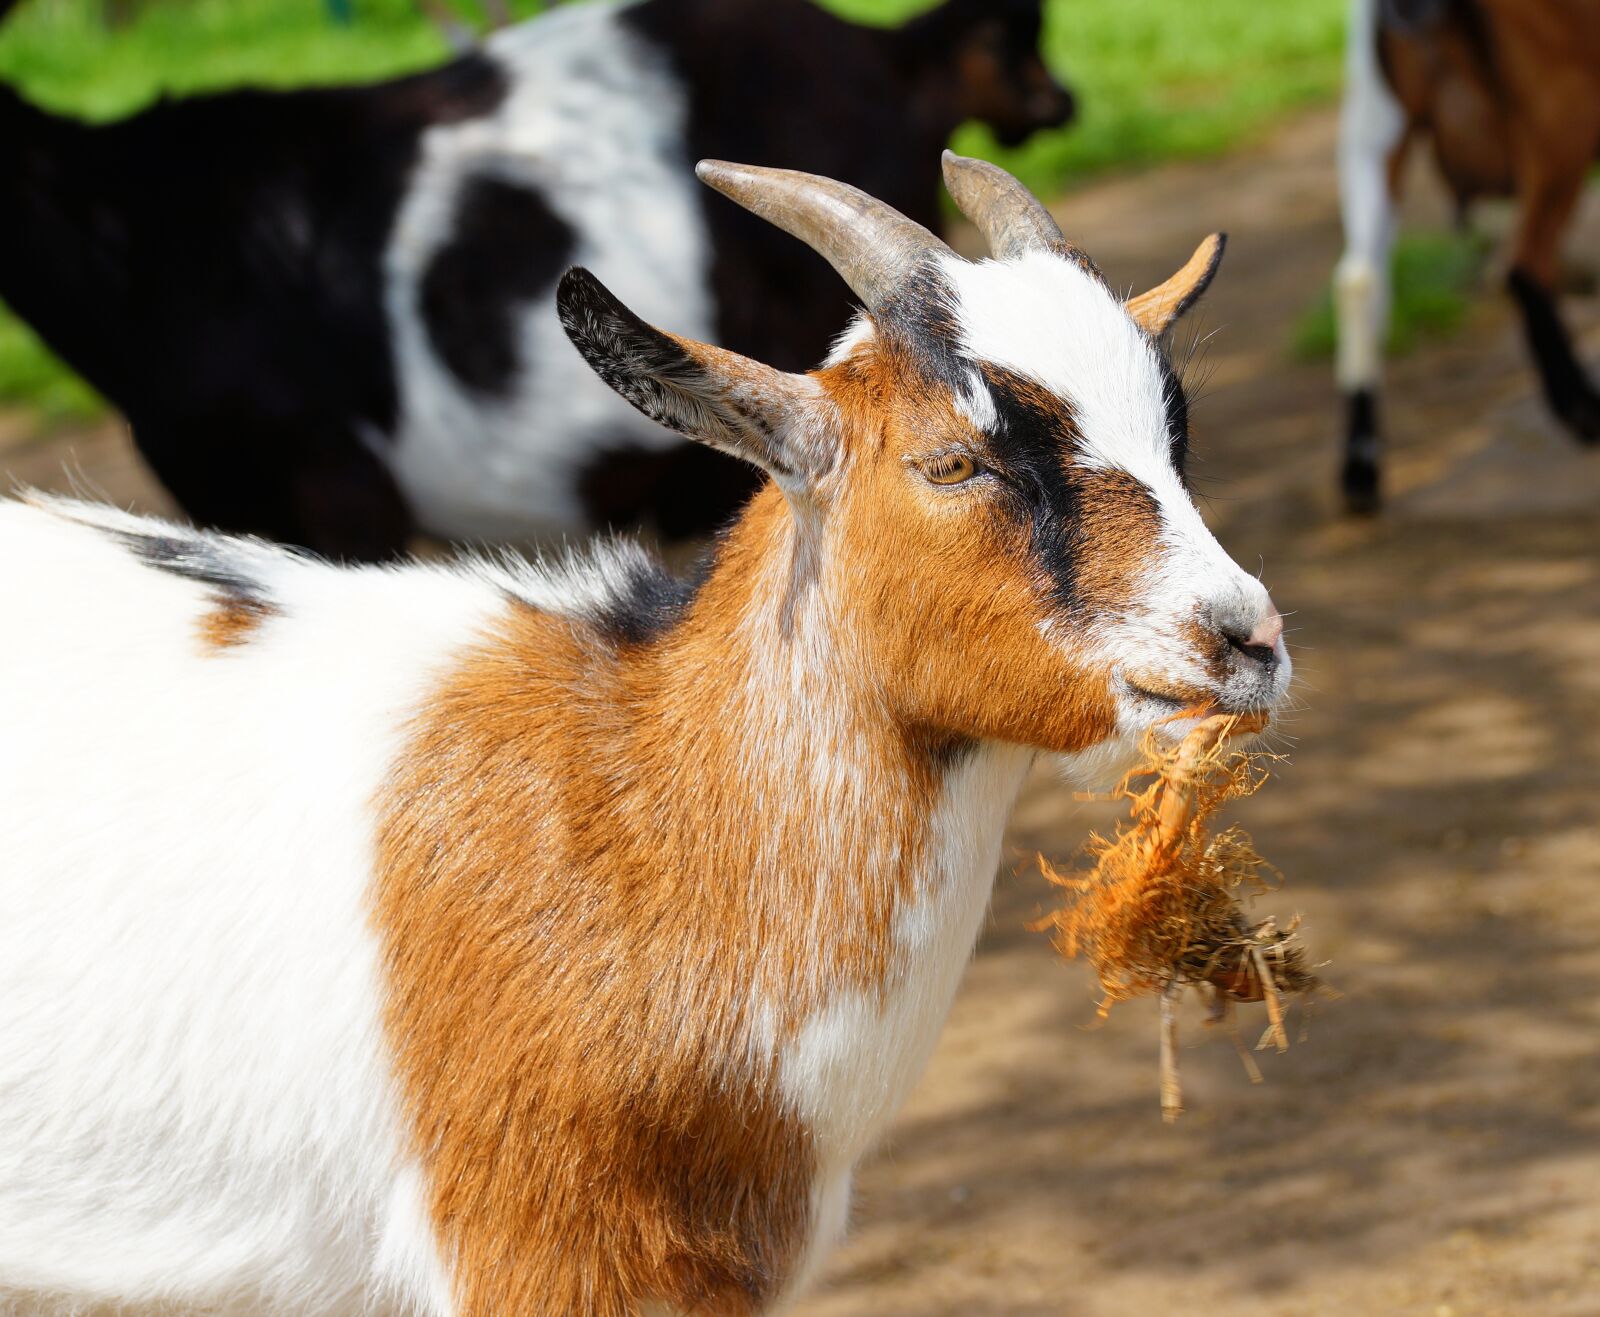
[4,106,1598,1317]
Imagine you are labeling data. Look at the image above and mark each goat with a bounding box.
[0,0,1074,559]
[1333,0,1600,511]
[0,152,1289,1316]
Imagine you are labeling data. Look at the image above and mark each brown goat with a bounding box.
[1333,0,1600,511]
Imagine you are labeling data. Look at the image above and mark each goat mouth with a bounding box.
[1121,676,1214,714]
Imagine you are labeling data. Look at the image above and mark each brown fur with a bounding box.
[376,560,825,1315]
[196,594,275,652]
[1379,0,1600,286]
[373,324,1152,1310]
[1126,234,1226,337]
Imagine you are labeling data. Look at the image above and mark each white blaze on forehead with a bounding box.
[937,249,1181,497]
[939,248,1230,570]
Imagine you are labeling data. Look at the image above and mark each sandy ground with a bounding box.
[3,107,1598,1317]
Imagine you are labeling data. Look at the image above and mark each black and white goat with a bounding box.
[0,0,1074,557]
[1334,0,1600,511]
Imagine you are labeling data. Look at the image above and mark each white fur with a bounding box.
[1334,0,1407,391]
[0,495,1087,1313]
[0,499,662,1314]
[385,0,716,541]
[769,740,1035,1312]
[777,745,1034,1157]
[939,250,1290,724]
[823,316,877,367]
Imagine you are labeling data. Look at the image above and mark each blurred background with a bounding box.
[2,2,1597,1314]
[0,0,1349,428]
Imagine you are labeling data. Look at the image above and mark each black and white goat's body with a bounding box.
[0,0,1072,557]
[384,5,718,542]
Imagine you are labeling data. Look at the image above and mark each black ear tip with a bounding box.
[556,266,625,338]
[556,265,597,303]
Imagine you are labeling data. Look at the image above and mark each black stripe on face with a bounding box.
[979,366,1164,616]
[870,263,1167,614]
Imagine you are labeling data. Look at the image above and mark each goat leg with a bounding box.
[1509,158,1600,445]
[1334,33,1409,514]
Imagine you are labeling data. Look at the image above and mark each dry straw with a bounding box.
[1034,713,1322,1121]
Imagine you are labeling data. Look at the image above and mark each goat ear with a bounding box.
[1126,233,1226,338]
[557,267,831,484]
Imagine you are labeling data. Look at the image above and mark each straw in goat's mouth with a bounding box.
[1033,712,1326,1121]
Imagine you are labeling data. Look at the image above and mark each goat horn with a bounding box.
[695,159,951,312]
[940,150,1072,262]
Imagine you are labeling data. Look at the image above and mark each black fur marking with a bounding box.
[420,174,575,398]
[590,549,715,649]
[1508,266,1600,444]
[873,265,1170,613]
[1342,388,1382,515]
[558,268,721,435]
[980,369,1085,613]
[0,54,505,560]
[980,366,1162,615]
[1157,353,1191,476]
[876,263,972,388]
[113,527,275,609]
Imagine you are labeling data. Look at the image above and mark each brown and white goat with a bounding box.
[0,155,1287,1315]
[1335,0,1600,510]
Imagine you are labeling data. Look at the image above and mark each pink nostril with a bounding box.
[1247,612,1284,651]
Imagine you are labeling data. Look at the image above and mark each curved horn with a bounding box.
[695,159,951,311]
[941,150,1069,262]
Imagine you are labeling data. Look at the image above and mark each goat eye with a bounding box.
[921,453,979,485]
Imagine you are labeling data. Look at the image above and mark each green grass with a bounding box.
[0,0,549,118]
[1293,229,1494,362]
[0,0,1348,419]
[0,311,104,420]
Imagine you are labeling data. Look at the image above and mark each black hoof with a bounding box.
[1341,455,1381,515]
[1555,390,1600,446]
[1342,389,1382,514]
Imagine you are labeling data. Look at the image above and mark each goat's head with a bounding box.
[901,0,1075,147]
[558,154,1289,762]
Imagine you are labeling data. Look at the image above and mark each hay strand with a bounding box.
[1034,713,1322,1118]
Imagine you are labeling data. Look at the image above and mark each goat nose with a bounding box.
[1247,612,1284,650]
[1221,609,1283,668]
